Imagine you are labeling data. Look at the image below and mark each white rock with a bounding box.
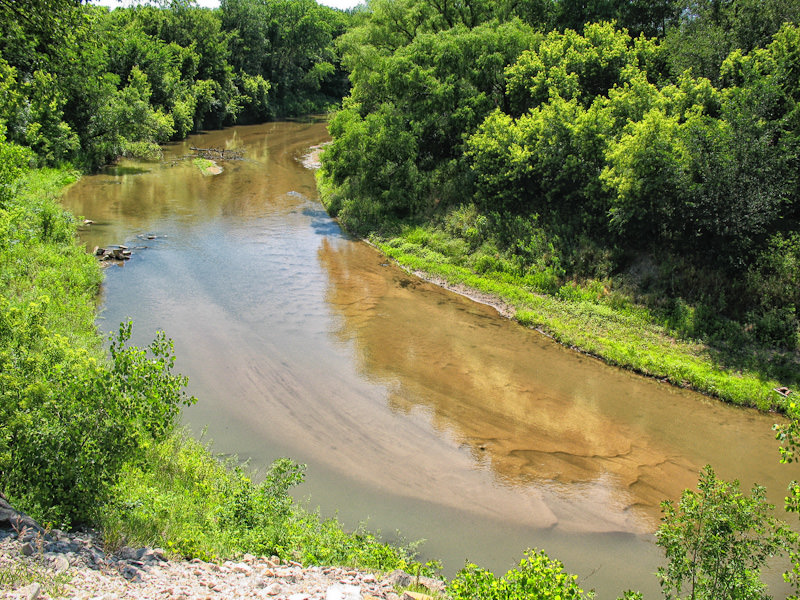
[53,555,70,572]
[265,582,282,596]
[22,583,41,600]
[326,583,362,600]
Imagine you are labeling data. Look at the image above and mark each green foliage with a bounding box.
[505,22,654,114]
[664,0,800,82]
[101,431,428,572]
[222,0,349,116]
[656,465,788,600]
[0,134,33,208]
[0,167,194,526]
[87,66,176,163]
[323,19,538,232]
[447,549,593,600]
[775,413,800,599]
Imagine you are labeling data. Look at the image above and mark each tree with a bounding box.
[656,465,787,600]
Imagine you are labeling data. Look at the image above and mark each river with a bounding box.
[61,119,796,598]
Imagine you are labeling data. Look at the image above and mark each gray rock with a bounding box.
[89,547,106,565]
[417,576,446,593]
[121,564,139,580]
[118,546,138,561]
[21,530,37,543]
[20,542,35,556]
[326,583,362,600]
[265,582,282,596]
[383,570,412,589]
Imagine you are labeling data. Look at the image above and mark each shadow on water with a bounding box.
[303,205,350,239]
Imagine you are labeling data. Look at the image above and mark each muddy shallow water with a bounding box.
[62,120,796,598]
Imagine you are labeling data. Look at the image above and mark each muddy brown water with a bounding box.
[62,120,796,598]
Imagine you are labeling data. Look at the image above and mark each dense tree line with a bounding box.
[320,0,800,353]
[0,0,352,170]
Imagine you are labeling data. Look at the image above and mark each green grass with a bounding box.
[372,223,797,417]
[101,430,429,572]
[0,167,103,355]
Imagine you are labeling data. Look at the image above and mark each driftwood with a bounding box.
[190,146,244,160]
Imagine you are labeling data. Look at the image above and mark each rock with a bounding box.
[20,542,35,556]
[53,555,71,572]
[0,496,42,533]
[21,530,37,543]
[121,564,140,580]
[402,593,434,600]
[265,582,282,596]
[326,583,362,600]
[21,583,41,600]
[83,219,94,225]
[118,546,138,561]
[383,570,413,589]
[417,576,446,593]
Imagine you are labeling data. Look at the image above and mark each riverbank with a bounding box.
[0,503,437,600]
[354,225,798,417]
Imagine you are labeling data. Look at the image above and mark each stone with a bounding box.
[118,546,138,561]
[121,564,139,580]
[0,496,42,533]
[417,576,446,593]
[22,583,41,600]
[152,547,167,561]
[20,542,35,556]
[265,582,282,596]
[383,570,412,589]
[53,555,71,572]
[326,583,362,600]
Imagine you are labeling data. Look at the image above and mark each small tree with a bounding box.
[656,465,787,600]
[775,413,800,599]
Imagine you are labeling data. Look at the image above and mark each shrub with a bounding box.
[447,549,594,600]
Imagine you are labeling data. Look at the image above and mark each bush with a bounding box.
[447,549,594,600]
[0,317,195,527]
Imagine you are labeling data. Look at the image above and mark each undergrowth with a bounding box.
[100,430,430,572]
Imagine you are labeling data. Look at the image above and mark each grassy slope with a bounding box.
[369,225,797,417]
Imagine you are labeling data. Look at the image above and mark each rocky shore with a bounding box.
[1,500,443,600]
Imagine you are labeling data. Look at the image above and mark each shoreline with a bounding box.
[355,235,795,417]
